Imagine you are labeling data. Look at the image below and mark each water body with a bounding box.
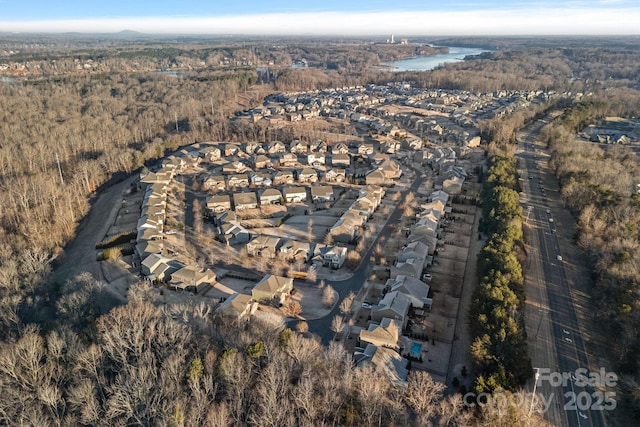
[383,46,488,72]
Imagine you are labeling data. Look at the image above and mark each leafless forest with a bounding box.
[0,35,639,425]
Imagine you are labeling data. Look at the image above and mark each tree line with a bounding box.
[470,155,532,394]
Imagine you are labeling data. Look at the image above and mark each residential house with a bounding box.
[215,293,258,320]
[162,156,187,173]
[369,152,389,164]
[267,140,287,155]
[397,241,429,264]
[273,170,295,185]
[359,317,403,350]
[199,146,221,162]
[379,159,402,179]
[307,153,326,167]
[387,275,432,310]
[223,161,249,174]
[407,138,423,150]
[243,141,261,155]
[310,185,334,203]
[224,143,241,157]
[298,168,318,183]
[135,240,163,259]
[246,235,281,258]
[413,213,439,237]
[141,253,181,282]
[354,344,409,385]
[200,174,226,192]
[430,190,449,206]
[442,175,465,195]
[259,188,283,205]
[250,171,273,187]
[227,173,250,189]
[279,152,299,167]
[407,234,438,256]
[233,192,258,210]
[206,195,232,213]
[331,142,349,155]
[317,245,348,269]
[251,154,272,169]
[312,139,328,154]
[365,169,387,186]
[390,257,423,280]
[284,187,308,203]
[140,169,174,186]
[358,144,374,156]
[325,168,346,182]
[251,274,294,304]
[370,291,411,326]
[331,153,351,167]
[137,228,162,242]
[290,140,310,154]
[220,222,250,245]
[169,266,216,291]
[279,240,315,262]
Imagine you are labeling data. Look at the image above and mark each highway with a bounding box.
[517,120,607,427]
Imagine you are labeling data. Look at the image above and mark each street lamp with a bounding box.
[529,367,541,418]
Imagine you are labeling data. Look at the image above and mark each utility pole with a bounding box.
[55,152,64,185]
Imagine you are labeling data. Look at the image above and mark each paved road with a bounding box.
[307,169,423,344]
[517,121,606,427]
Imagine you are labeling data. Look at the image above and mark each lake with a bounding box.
[382,46,488,72]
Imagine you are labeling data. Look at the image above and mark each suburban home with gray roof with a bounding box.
[371,291,411,327]
[220,222,250,245]
[169,266,216,291]
[298,168,318,183]
[215,293,258,320]
[246,235,281,258]
[206,195,232,213]
[325,168,346,182]
[354,344,409,385]
[227,173,249,189]
[251,274,293,304]
[284,186,308,203]
[233,192,258,210]
[311,185,334,203]
[331,153,351,167]
[259,188,283,205]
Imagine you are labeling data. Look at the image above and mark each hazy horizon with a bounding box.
[1,1,639,36]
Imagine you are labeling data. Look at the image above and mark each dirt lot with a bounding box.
[437,244,469,262]
[428,257,466,278]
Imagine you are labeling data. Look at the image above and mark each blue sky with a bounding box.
[1,1,639,34]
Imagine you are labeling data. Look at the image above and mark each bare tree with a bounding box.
[330,315,344,335]
[322,285,337,308]
[339,291,356,316]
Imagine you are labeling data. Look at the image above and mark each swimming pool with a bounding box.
[410,342,422,358]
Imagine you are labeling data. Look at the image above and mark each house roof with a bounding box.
[359,317,402,349]
[233,192,258,206]
[216,293,255,318]
[373,291,411,319]
[260,188,282,198]
[253,274,293,294]
[355,344,408,384]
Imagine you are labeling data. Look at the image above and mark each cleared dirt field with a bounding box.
[437,244,469,262]
[430,293,460,318]
[411,311,456,343]
[429,274,463,297]
[429,257,466,278]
